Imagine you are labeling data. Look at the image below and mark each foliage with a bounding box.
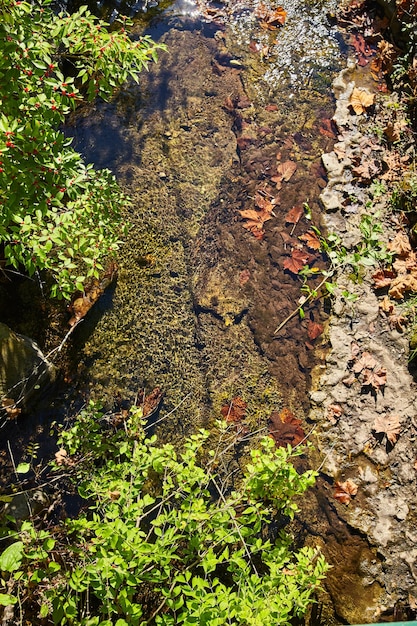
[0,0,165,298]
[0,403,328,625]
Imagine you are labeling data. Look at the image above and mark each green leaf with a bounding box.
[0,542,24,573]
[16,462,30,474]
[0,594,18,606]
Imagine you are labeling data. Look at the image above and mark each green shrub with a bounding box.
[1,404,328,625]
[0,0,164,298]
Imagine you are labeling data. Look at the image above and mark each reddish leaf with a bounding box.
[307,320,324,340]
[362,366,387,391]
[372,268,396,288]
[285,205,304,225]
[283,249,310,274]
[265,103,278,111]
[221,397,247,423]
[268,408,305,447]
[299,231,321,251]
[334,479,358,505]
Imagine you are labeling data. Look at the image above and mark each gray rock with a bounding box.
[0,323,56,415]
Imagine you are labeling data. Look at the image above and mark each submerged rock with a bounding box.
[0,323,56,417]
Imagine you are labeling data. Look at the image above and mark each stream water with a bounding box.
[0,0,389,622]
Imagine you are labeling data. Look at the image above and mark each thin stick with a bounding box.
[274,275,328,335]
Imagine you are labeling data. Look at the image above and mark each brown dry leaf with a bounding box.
[342,373,357,387]
[351,341,361,359]
[372,268,396,288]
[277,160,297,182]
[254,192,275,213]
[327,404,344,423]
[362,366,387,391]
[384,120,406,143]
[379,295,395,315]
[389,274,417,299]
[221,397,247,423]
[283,248,310,274]
[388,312,407,332]
[54,448,75,467]
[349,88,375,115]
[334,479,358,505]
[256,3,287,29]
[285,205,304,225]
[268,408,305,448]
[299,231,321,251]
[373,414,401,444]
[1,397,21,419]
[307,320,324,340]
[352,158,381,182]
[387,231,412,257]
[352,351,377,374]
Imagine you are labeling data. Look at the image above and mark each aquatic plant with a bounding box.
[0,403,328,625]
[0,0,165,298]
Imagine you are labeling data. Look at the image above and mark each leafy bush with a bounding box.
[0,0,164,298]
[0,404,328,625]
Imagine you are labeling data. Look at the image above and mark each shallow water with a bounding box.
[1,0,384,621]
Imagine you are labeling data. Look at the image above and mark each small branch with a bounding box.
[273,275,328,335]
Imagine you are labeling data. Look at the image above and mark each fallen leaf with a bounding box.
[327,404,344,423]
[285,205,304,225]
[349,88,375,115]
[319,118,338,139]
[255,3,287,29]
[342,373,356,387]
[54,448,75,467]
[389,274,417,299]
[221,397,247,423]
[1,397,21,419]
[379,295,395,314]
[283,248,310,274]
[299,231,321,251]
[141,387,164,419]
[268,408,305,447]
[352,351,377,374]
[373,414,401,444]
[334,479,358,505]
[387,232,412,257]
[307,320,324,340]
[372,268,396,288]
[277,160,297,182]
[362,366,387,391]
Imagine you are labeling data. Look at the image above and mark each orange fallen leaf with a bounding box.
[299,231,321,251]
[283,248,310,274]
[387,232,412,257]
[349,88,375,115]
[352,351,377,374]
[285,205,304,225]
[255,3,287,29]
[334,479,358,505]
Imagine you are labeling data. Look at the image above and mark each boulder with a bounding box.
[0,323,56,416]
